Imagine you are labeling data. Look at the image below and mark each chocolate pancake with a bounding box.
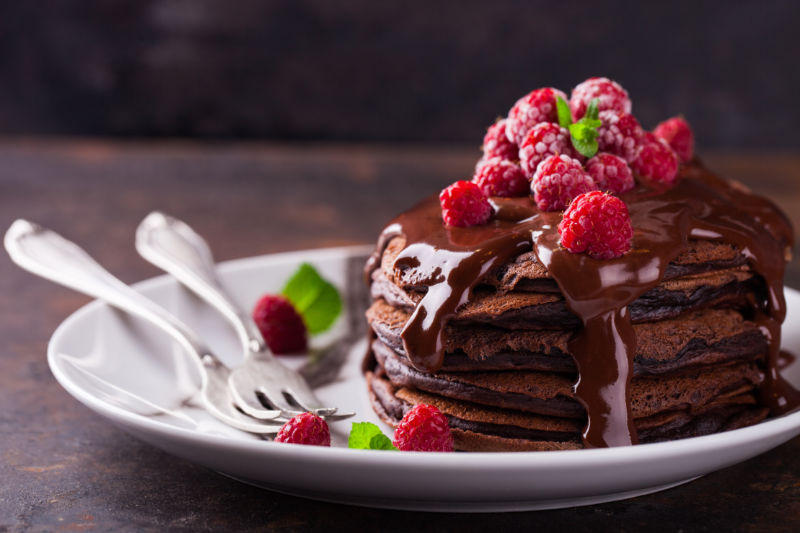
[367,300,768,375]
[366,372,769,451]
[363,159,795,451]
[371,265,764,328]
[370,338,764,419]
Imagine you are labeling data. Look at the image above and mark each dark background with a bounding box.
[1,0,799,148]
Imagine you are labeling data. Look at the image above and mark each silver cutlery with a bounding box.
[135,212,354,422]
[4,219,283,435]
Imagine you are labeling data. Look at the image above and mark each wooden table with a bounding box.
[1,141,798,531]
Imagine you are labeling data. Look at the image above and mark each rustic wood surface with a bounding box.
[0,141,798,531]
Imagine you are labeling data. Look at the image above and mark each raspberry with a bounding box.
[518,122,576,178]
[482,119,517,161]
[252,295,308,354]
[558,191,633,259]
[596,110,643,162]
[631,132,679,185]
[472,157,528,197]
[654,116,694,162]
[531,154,598,211]
[506,87,568,146]
[570,77,632,119]
[585,153,635,194]
[392,404,454,452]
[439,180,493,227]
[274,412,331,446]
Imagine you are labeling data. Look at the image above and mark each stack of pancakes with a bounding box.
[364,235,772,451]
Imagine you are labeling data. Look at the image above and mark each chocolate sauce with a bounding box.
[367,161,797,448]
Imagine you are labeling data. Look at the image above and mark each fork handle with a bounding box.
[135,212,269,355]
[4,219,216,372]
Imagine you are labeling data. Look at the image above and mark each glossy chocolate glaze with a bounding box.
[365,161,797,448]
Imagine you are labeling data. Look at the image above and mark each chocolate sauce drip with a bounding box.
[366,161,798,447]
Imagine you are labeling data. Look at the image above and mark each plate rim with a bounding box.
[46,244,800,472]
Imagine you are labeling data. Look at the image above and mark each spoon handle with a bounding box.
[135,212,268,355]
[4,219,213,367]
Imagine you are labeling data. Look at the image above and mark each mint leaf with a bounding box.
[281,263,342,334]
[556,96,573,128]
[584,98,600,120]
[348,422,397,450]
[568,122,600,158]
[570,136,599,158]
[566,98,602,158]
[567,122,595,143]
[368,433,397,450]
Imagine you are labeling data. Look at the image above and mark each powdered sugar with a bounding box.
[571,77,632,120]
[519,123,575,177]
[505,87,568,146]
[597,110,643,162]
[482,119,518,161]
[472,157,528,197]
[632,132,679,185]
[531,154,598,211]
[586,152,635,194]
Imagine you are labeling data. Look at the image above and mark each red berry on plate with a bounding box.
[654,116,694,162]
[570,77,632,119]
[631,132,679,185]
[472,157,528,197]
[558,191,633,259]
[274,412,331,446]
[482,119,517,161]
[585,152,635,194]
[439,180,493,227]
[597,110,644,163]
[393,404,454,452]
[506,87,568,146]
[531,154,598,211]
[518,122,576,178]
[252,294,308,354]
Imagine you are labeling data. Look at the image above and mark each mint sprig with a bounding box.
[556,96,602,158]
[281,263,342,334]
[348,422,397,450]
[556,96,573,128]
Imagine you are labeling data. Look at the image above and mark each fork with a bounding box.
[4,219,283,435]
[135,212,354,422]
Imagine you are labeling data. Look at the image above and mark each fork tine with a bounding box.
[252,382,303,418]
[202,370,284,434]
[284,391,337,416]
[227,381,284,420]
[228,366,303,419]
[282,389,355,420]
[315,411,356,421]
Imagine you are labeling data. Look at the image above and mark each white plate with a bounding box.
[47,245,800,512]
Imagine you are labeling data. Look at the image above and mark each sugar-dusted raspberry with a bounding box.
[393,404,454,452]
[585,153,635,194]
[274,412,331,446]
[631,132,679,185]
[654,116,694,162]
[570,77,632,119]
[472,157,528,198]
[518,122,576,178]
[558,191,633,259]
[596,110,643,162]
[531,154,598,212]
[506,87,568,146]
[252,295,308,354]
[439,180,492,227]
[482,119,517,161]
